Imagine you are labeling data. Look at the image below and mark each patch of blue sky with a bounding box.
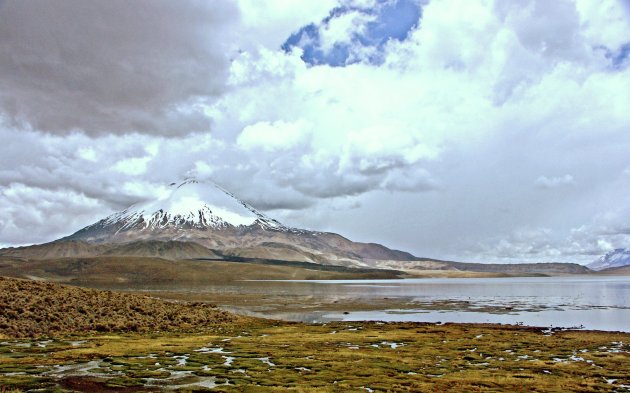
[595,42,630,70]
[611,42,630,69]
[282,0,421,67]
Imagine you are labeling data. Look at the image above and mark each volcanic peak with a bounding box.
[71,179,286,239]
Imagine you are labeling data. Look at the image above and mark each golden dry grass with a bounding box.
[1,322,629,392]
[0,277,245,338]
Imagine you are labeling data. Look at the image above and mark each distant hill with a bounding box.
[372,259,591,276]
[595,265,630,275]
[445,261,591,275]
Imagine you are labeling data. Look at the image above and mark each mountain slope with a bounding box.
[0,239,219,261]
[587,249,630,271]
[9,180,414,267]
[102,240,220,260]
[0,179,596,275]
[0,240,107,260]
[57,179,421,267]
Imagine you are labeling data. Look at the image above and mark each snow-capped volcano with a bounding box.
[587,248,630,271]
[44,179,421,267]
[3,180,595,273]
[104,179,284,231]
[64,179,286,242]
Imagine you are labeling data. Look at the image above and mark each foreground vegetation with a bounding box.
[1,322,629,392]
[0,277,244,338]
[0,277,629,392]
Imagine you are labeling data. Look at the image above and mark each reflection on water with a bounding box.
[239,276,630,331]
[323,308,628,332]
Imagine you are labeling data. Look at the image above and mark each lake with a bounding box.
[234,276,630,332]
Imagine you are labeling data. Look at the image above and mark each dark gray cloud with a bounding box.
[0,0,238,136]
[599,227,630,236]
[0,182,108,245]
[0,128,153,207]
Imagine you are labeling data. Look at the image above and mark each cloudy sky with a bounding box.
[1,0,630,264]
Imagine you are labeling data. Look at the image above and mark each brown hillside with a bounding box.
[0,276,244,338]
[596,265,630,275]
[0,256,403,289]
[102,240,219,259]
[0,240,106,260]
[0,239,218,261]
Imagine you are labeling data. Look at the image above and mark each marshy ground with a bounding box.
[2,322,630,392]
[1,277,629,392]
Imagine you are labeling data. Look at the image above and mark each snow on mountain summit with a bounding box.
[71,179,286,239]
[587,248,630,271]
[112,180,259,227]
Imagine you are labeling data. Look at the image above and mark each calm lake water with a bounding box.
[241,276,630,332]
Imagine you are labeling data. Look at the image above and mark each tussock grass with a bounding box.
[3,322,628,392]
[0,277,246,338]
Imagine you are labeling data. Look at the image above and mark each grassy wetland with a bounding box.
[1,277,630,392]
